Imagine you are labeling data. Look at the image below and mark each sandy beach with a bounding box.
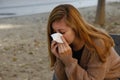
[0,2,120,80]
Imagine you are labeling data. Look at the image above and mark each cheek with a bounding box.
[68,32,75,44]
[63,34,75,45]
[69,35,75,44]
[61,35,68,43]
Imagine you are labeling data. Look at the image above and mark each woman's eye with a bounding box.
[61,32,65,34]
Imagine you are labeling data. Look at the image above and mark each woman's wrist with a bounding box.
[64,58,77,67]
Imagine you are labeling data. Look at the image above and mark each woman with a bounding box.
[47,4,120,80]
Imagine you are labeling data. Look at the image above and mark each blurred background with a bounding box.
[0,0,120,80]
[0,0,119,18]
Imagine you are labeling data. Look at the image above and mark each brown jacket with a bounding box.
[54,45,120,80]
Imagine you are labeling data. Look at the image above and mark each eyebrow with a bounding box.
[54,29,65,32]
[59,29,65,31]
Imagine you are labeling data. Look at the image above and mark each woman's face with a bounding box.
[52,18,75,45]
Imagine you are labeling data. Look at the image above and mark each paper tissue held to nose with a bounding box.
[51,33,63,43]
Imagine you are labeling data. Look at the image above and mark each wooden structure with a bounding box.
[95,0,105,26]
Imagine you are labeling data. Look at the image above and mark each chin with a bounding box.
[68,42,72,45]
[67,41,72,45]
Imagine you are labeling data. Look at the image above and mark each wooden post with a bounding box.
[95,0,105,26]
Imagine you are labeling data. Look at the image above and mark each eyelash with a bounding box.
[60,32,65,34]
[52,31,65,34]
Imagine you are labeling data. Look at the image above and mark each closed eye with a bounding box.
[60,32,65,34]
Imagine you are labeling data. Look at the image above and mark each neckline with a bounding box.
[72,45,85,52]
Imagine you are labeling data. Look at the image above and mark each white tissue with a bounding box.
[51,33,63,43]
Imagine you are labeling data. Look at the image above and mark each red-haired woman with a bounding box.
[47,4,120,80]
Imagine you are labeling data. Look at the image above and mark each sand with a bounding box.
[0,2,119,80]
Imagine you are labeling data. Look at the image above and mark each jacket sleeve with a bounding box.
[65,51,108,80]
[54,58,68,80]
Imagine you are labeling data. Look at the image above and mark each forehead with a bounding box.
[52,18,68,30]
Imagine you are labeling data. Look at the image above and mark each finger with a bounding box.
[51,40,57,48]
[58,44,62,54]
[52,44,60,58]
[58,43,66,55]
[52,44,57,52]
[51,41,59,58]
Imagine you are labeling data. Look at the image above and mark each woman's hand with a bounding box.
[57,36,74,66]
[51,36,74,66]
[51,41,59,58]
